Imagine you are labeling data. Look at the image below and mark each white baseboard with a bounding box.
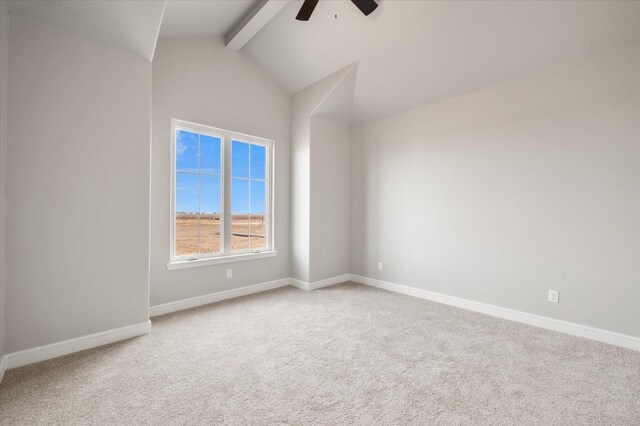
[290,274,351,291]
[350,274,640,352]
[4,273,635,378]
[4,320,151,370]
[0,355,6,383]
[150,278,290,317]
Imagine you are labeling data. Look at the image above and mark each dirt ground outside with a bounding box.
[175,214,266,256]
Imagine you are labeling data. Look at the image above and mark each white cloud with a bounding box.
[176,141,187,156]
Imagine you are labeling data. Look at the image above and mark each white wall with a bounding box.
[290,88,312,282]
[0,0,8,364]
[5,15,151,352]
[290,66,352,283]
[309,117,350,282]
[150,37,290,306]
[351,44,640,337]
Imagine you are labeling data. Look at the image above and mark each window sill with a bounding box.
[167,251,277,270]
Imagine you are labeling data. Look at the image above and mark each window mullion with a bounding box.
[219,139,225,255]
[223,136,232,255]
[266,146,270,251]
[197,134,202,257]
[248,144,252,250]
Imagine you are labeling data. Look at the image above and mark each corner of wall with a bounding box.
[0,354,6,383]
[0,0,10,372]
[290,63,358,283]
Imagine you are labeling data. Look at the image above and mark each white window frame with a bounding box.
[168,119,276,270]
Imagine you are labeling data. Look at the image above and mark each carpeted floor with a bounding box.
[1,282,639,425]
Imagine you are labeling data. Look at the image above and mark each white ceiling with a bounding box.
[10,1,640,121]
[312,63,358,126]
[159,0,258,40]
[244,0,640,122]
[7,0,166,61]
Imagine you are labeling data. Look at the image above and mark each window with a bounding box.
[169,119,275,268]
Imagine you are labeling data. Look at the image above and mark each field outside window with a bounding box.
[171,120,273,264]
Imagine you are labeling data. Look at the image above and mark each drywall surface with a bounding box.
[6,15,151,352]
[309,117,350,282]
[150,37,290,306]
[351,44,640,337]
[7,0,166,61]
[290,67,349,282]
[289,89,311,282]
[0,0,8,362]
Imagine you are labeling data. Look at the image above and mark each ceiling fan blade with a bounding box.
[351,0,378,16]
[296,0,320,21]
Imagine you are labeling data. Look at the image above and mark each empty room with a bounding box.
[0,0,639,423]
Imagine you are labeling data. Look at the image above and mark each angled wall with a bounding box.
[0,0,8,372]
[309,116,351,282]
[5,15,152,353]
[290,64,356,283]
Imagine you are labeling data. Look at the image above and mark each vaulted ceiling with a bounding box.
[9,1,640,123]
[159,0,256,40]
[244,0,640,122]
[7,0,166,61]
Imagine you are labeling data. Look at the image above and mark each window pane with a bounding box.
[175,173,199,256]
[232,140,249,178]
[199,175,221,254]
[200,174,221,214]
[250,180,265,215]
[231,178,249,250]
[176,172,199,214]
[250,144,266,180]
[249,215,266,250]
[250,180,266,249]
[176,130,199,173]
[231,178,249,214]
[200,135,221,175]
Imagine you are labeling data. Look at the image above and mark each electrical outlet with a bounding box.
[548,290,559,304]
[378,262,383,271]
[226,269,232,279]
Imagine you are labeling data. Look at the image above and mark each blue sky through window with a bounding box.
[232,140,266,214]
[176,130,199,173]
[176,131,266,214]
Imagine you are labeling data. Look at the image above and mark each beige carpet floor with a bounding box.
[1,282,639,425]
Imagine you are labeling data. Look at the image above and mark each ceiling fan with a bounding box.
[295,0,379,21]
